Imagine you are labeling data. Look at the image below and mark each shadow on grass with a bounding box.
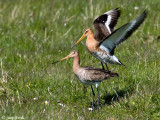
[102,86,134,105]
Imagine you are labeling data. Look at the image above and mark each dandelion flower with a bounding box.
[45,101,49,105]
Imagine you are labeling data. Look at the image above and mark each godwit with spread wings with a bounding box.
[72,9,147,70]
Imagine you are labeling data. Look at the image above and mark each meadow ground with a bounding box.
[0,0,160,119]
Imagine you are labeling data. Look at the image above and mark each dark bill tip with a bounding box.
[71,44,76,50]
[52,61,59,65]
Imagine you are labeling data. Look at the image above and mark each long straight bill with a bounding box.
[52,55,70,64]
[71,34,86,49]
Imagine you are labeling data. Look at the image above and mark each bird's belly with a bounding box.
[76,76,96,85]
[92,51,112,64]
[76,71,97,85]
[91,51,119,65]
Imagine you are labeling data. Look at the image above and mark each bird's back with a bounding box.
[75,66,118,85]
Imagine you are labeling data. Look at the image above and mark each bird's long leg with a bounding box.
[91,85,95,109]
[97,86,100,111]
[101,62,105,70]
[105,64,109,71]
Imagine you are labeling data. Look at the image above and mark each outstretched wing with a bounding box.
[93,8,121,42]
[100,11,147,55]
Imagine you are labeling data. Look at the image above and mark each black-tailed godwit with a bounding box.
[53,50,118,110]
[72,10,147,70]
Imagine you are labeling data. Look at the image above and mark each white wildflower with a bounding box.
[134,6,139,10]
[88,107,93,111]
[33,97,38,100]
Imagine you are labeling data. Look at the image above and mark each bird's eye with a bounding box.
[85,30,88,34]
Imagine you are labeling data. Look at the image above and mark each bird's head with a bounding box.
[71,28,93,49]
[52,50,79,64]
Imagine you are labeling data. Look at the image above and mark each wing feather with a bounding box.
[93,8,121,42]
[100,11,147,55]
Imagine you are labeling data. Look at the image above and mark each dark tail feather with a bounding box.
[118,60,127,68]
[110,72,119,77]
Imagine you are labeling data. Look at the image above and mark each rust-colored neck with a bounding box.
[73,54,80,74]
[86,30,99,52]
[87,32,94,41]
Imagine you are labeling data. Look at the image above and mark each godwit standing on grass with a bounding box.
[53,50,118,110]
[72,9,147,70]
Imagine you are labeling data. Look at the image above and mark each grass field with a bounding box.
[0,0,160,119]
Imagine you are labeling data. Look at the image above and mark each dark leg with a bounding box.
[101,62,105,70]
[105,64,109,71]
[97,87,100,111]
[91,85,95,109]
